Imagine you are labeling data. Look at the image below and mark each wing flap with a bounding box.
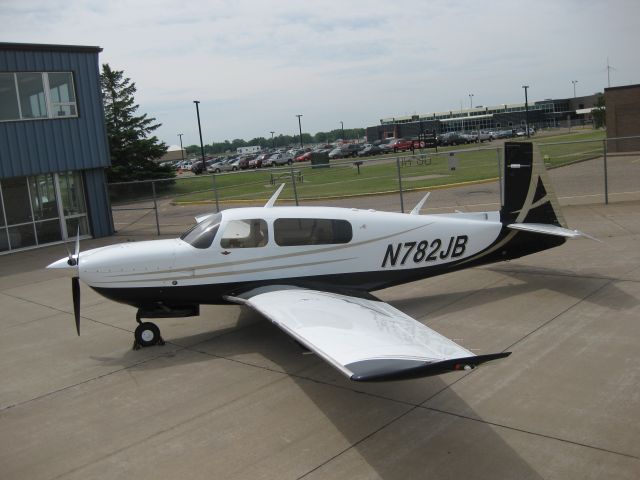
[228,288,510,381]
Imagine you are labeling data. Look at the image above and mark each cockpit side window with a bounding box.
[180,213,222,249]
[220,219,268,248]
[274,218,352,246]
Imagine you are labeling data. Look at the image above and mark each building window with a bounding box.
[58,171,89,237]
[0,72,78,122]
[0,74,20,121]
[0,171,89,253]
[48,73,77,118]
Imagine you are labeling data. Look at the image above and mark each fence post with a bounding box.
[212,174,220,212]
[603,139,609,205]
[151,180,160,236]
[289,163,299,206]
[395,156,404,213]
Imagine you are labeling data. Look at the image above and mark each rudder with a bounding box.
[501,142,566,227]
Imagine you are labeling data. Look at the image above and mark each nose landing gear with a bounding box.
[133,310,165,350]
[132,304,199,350]
[133,320,165,350]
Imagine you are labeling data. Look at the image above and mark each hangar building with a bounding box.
[0,42,113,253]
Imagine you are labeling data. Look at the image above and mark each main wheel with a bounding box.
[135,322,161,347]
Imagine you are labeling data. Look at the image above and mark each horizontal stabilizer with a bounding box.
[349,352,511,382]
[508,223,598,241]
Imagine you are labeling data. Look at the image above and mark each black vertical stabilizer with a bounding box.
[501,142,566,227]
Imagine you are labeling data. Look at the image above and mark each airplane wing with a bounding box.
[226,287,510,382]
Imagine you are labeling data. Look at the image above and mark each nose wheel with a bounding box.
[133,314,165,350]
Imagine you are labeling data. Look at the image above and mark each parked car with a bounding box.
[295,151,312,162]
[207,158,237,173]
[328,147,346,159]
[516,126,536,136]
[264,152,294,167]
[357,144,382,156]
[471,130,492,142]
[341,143,365,157]
[249,152,271,168]
[437,132,465,146]
[191,158,216,174]
[387,138,414,152]
[377,138,394,153]
[238,155,255,170]
[460,132,478,143]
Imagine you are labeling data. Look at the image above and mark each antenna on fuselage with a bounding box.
[410,192,431,215]
[265,183,285,208]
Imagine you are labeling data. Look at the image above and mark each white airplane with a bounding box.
[49,143,590,382]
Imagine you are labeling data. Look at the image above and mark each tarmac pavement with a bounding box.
[0,201,639,479]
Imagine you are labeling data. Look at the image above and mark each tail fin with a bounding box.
[501,142,566,227]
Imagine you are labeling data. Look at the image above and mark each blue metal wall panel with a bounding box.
[83,167,114,237]
[0,46,111,179]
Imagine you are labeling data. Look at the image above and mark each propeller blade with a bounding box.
[74,226,80,265]
[72,276,81,336]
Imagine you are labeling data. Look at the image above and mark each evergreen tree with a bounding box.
[101,64,174,182]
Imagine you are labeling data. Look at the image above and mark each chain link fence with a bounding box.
[108,136,640,237]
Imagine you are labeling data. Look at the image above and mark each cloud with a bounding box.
[1,0,639,144]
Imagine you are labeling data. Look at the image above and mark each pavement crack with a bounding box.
[422,406,640,461]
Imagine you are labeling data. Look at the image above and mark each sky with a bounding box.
[2,0,639,147]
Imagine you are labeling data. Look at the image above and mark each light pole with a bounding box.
[469,93,474,108]
[177,133,185,162]
[193,101,206,172]
[522,85,530,138]
[295,114,303,149]
[270,131,275,149]
[340,120,344,141]
[572,80,578,98]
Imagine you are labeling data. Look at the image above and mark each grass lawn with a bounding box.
[108,129,607,205]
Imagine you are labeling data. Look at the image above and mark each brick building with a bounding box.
[605,84,640,152]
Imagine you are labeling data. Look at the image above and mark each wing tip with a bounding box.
[349,352,511,382]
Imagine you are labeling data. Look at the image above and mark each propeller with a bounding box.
[72,276,81,335]
[67,227,81,335]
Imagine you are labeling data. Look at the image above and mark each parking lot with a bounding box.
[1,179,639,479]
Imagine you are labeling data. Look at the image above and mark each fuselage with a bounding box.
[49,206,527,309]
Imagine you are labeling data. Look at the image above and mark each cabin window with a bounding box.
[180,213,222,249]
[274,218,352,246]
[220,219,268,248]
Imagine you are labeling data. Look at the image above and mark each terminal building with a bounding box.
[366,94,602,141]
[0,42,113,253]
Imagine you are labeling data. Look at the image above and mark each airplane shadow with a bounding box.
[387,264,637,319]
[92,305,544,479]
[485,264,638,310]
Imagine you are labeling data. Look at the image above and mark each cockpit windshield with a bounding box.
[180,213,222,249]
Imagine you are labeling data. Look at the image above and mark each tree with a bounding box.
[101,64,174,182]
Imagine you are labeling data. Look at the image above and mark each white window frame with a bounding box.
[0,72,78,123]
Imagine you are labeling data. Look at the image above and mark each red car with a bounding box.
[295,151,312,162]
[388,138,414,152]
